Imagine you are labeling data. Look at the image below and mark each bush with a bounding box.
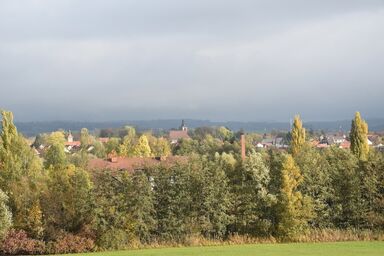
[47,233,95,254]
[97,229,132,250]
[0,229,45,255]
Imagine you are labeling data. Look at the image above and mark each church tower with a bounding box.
[67,130,73,143]
[180,120,188,131]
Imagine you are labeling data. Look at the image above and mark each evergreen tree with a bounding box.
[133,135,152,157]
[289,115,306,157]
[350,112,369,161]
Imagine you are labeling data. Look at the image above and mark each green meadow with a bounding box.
[60,241,384,256]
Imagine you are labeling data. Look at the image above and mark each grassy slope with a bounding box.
[60,241,384,256]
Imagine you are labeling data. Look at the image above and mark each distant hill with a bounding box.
[13,118,384,137]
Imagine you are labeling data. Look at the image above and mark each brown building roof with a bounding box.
[169,130,190,140]
[65,141,81,147]
[98,137,110,143]
[88,156,188,173]
[339,140,351,149]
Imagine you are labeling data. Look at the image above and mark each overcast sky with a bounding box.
[1,0,384,122]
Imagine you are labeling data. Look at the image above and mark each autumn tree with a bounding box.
[133,135,152,157]
[0,110,43,234]
[42,165,93,237]
[350,112,369,161]
[275,154,313,239]
[150,137,171,157]
[119,126,136,157]
[289,115,306,157]
[0,189,12,239]
[80,128,91,150]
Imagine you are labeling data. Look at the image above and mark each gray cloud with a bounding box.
[0,0,383,121]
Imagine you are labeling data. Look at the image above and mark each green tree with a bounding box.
[123,171,156,243]
[153,164,192,241]
[44,143,67,169]
[0,110,43,232]
[325,147,360,228]
[191,154,232,238]
[350,112,369,161]
[275,154,313,239]
[217,126,233,141]
[295,145,332,227]
[230,151,275,235]
[118,126,136,157]
[93,171,135,249]
[80,128,91,150]
[0,189,12,239]
[133,135,152,157]
[289,115,306,157]
[357,151,383,229]
[151,137,171,157]
[46,131,65,146]
[105,137,120,155]
[42,165,93,237]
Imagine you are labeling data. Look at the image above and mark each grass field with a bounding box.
[60,241,384,256]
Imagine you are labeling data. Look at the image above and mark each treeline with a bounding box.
[0,111,383,254]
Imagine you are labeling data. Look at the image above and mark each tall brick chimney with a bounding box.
[241,133,246,161]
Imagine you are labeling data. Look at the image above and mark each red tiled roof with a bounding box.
[311,140,320,147]
[65,141,81,147]
[169,130,190,140]
[98,137,110,143]
[88,156,188,172]
[316,143,329,148]
[339,141,351,149]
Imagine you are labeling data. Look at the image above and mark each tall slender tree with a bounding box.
[350,112,369,161]
[290,115,306,157]
[275,154,313,239]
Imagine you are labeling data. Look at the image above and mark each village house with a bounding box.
[259,137,288,149]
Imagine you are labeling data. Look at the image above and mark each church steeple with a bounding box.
[67,130,73,142]
[180,120,188,131]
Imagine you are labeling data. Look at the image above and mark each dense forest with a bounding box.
[0,110,383,254]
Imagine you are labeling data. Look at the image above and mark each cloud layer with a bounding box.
[1,0,383,121]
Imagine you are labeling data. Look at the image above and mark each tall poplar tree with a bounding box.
[350,112,369,161]
[290,115,306,157]
[276,154,313,239]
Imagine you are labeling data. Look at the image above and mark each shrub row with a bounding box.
[0,230,95,255]
[1,229,383,255]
